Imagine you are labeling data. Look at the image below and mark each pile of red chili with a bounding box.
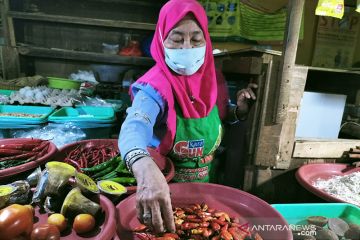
[0,139,50,170]
[63,143,119,171]
[133,203,263,240]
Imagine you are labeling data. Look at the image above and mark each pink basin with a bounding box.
[116,183,292,240]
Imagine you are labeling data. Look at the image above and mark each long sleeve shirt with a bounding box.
[119,69,233,160]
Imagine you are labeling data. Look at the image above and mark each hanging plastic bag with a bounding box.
[357,0,360,13]
[316,0,345,19]
[12,123,86,148]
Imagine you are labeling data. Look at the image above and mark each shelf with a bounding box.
[293,138,360,158]
[18,45,155,67]
[214,47,282,57]
[86,0,164,7]
[8,11,156,31]
[305,66,360,75]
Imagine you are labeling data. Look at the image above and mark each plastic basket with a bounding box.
[47,77,81,90]
[48,106,115,122]
[0,105,55,124]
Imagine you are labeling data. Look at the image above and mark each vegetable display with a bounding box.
[0,161,107,239]
[133,203,264,240]
[82,155,136,185]
[63,144,119,171]
[0,139,51,170]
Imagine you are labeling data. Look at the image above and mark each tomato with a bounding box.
[31,224,60,240]
[0,204,34,240]
[73,214,96,234]
[47,213,67,232]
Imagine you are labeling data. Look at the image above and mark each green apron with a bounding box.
[168,106,223,182]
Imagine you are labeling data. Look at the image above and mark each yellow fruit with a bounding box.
[72,214,95,234]
[47,213,67,232]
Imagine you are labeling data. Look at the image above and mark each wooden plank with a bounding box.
[86,0,164,6]
[275,66,308,169]
[18,46,155,67]
[293,138,360,158]
[1,0,10,46]
[276,0,305,123]
[213,47,282,57]
[307,66,360,75]
[1,46,20,79]
[6,16,16,47]
[9,11,156,31]
[222,56,263,75]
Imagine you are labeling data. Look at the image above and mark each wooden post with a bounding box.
[1,0,20,79]
[275,0,305,123]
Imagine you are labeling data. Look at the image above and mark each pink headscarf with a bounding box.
[132,0,218,155]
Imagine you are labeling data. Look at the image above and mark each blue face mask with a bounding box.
[164,45,206,76]
[159,27,206,76]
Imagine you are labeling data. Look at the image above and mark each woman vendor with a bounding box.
[118,0,257,233]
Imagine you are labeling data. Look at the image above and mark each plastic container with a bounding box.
[34,194,116,240]
[56,139,175,194]
[0,105,55,124]
[0,89,15,96]
[116,183,292,240]
[272,203,360,225]
[48,106,115,123]
[48,77,81,90]
[0,138,58,180]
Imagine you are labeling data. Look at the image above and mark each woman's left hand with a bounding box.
[236,83,258,115]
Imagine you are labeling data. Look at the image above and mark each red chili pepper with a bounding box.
[31,141,49,152]
[211,222,221,231]
[68,159,81,171]
[0,151,37,162]
[220,229,233,240]
[202,228,213,237]
[134,232,154,240]
[228,227,247,240]
[162,233,179,239]
[181,222,199,230]
[133,224,148,232]
[0,143,39,151]
[0,149,29,157]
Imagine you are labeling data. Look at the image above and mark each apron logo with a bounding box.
[173,139,204,158]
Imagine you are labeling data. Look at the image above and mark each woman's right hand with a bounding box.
[132,156,176,233]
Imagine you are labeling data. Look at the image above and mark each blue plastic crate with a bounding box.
[0,105,54,124]
[272,203,360,225]
[48,106,115,123]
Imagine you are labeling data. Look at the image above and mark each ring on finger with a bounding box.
[143,212,152,221]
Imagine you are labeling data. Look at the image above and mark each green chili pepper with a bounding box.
[114,161,127,172]
[81,155,121,172]
[91,160,119,179]
[97,171,118,180]
[108,177,136,185]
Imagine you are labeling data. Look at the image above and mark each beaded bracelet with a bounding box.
[124,149,150,173]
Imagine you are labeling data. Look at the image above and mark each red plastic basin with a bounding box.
[34,194,116,240]
[116,183,292,240]
[296,163,360,206]
[0,138,58,180]
[56,139,175,194]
